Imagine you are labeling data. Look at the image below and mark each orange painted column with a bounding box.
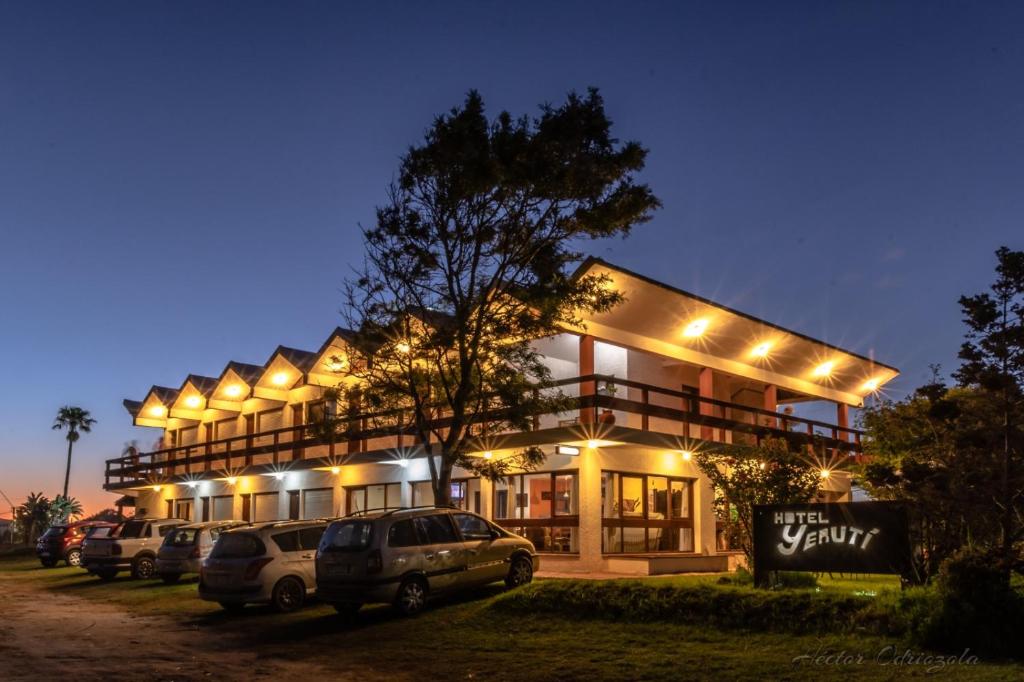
[763,384,778,429]
[579,335,595,424]
[699,367,714,441]
[836,403,850,441]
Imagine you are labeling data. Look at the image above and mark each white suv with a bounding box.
[199,520,327,612]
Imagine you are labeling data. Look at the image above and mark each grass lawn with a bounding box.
[1,550,1019,681]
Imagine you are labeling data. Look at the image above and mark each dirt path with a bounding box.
[0,568,350,681]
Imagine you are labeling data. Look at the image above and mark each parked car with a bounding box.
[35,521,119,568]
[156,520,246,584]
[199,520,328,613]
[315,507,538,617]
[81,517,187,580]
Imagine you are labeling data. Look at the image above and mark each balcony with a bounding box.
[104,374,864,489]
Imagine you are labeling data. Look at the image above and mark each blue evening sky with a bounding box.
[1,1,1021,512]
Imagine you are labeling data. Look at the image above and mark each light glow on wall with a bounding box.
[152,485,162,492]
[680,450,693,461]
[271,371,290,386]
[750,342,772,358]
[226,476,238,485]
[225,384,244,397]
[812,361,835,378]
[819,469,832,480]
[483,451,493,459]
[184,395,202,408]
[148,405,166,417]
[330,466,341,475]
[682,318,709,338]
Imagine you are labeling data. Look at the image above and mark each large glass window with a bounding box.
[601,471,695,553]
[493,471,579,553]
[411,478,480,512]
[346,483,401,514]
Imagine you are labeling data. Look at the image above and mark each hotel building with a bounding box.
[105,258,897,575]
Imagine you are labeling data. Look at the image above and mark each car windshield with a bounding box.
[117,520,147,539]
[163,528,199,547]
[41,526,67,539]
[210,532,265,559]
[319,521,373,552]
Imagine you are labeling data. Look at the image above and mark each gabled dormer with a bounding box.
[208,361,263,410]
[254,345,318,400]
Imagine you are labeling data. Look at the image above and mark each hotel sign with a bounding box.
[752,501,911,583]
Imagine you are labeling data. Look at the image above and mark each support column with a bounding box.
[763,384,778,430]
[695,476,717,556]
[579,335,596,424]
[699,367,715,441]
[479,477,494,520]
[577,443,603,571]
[836,403,849,441]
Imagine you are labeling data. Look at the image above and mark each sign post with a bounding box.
[752,501,912,587]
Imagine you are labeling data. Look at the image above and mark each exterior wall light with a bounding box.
[680,450,693,461]
[184,395,202,408]
[226,476,238,485]
[148,406,166,417]
[555,445,580,456]
[587,440,599,450]
[152,485,162,492]
[812,361,835,378]
[186,481,198,489]
[271,372,290,386]
[397,460,409,468]
[862,378,880,392]
[483,451,493,459]
[751,342,772,358]
[330,466,341,475]
[274,472,285,481]
[395,342,411,354]
[683,318,709,338]
[819,469,831,480]
[225,384,243,397]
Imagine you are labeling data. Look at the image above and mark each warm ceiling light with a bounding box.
[226,476,238,485]
[483,451,493,460]
[683,318,709,338]
[395,342,411,354]
[397,459,409,468]
[555,445,581,456]
[330,466,341,475]
[225,384,243,398]
[862,378,880,392]
[186,481,198,488]
[148,405,166,417]
[151,485,162,492]
[271,371,290,386]
[680,450,692,462]
[751,342,772,358]
[812,361,835,378]
[273,472,285,481]
[184,395,202,408]
[819,469,831,480]
[587,440,599,450]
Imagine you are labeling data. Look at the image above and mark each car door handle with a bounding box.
[301,554,313,559]
[437,549,451,556]
[424,552,436,560]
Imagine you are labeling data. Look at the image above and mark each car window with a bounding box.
[211,532,266,558]
[157,524,177,537]
[119,520,147,538]
[320,521,373,552]
[387,519,420,547]
[163,528,198,547]
[414,514,459,544]
[272,531,300,553]
[299,527,325,551]
[453,513,492,541]
[41,526,67,539]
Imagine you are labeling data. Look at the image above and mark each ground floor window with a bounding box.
[346,483,402,514]
[601,471,694,553]
[302,488,334,519]
[174,498,193,521]
[411,478,480,512]
[253,492,279,522]
[494,472,579,553]
[211,495,234,521]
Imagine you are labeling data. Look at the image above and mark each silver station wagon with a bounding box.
[315,507,538,616]
[156,520,246,584]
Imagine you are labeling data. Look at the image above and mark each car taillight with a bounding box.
[243,557,274,580]
[111,543,122,556]
[366,549,383,575]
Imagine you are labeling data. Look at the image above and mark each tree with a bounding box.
[954,246,1024,566]
[859,380,1013,579]
[48,496,83,525]
[336,89,659,506]
[52,406,96,501]
[81,508,126,523]
[15,492,51,544]
[696,438,822,570]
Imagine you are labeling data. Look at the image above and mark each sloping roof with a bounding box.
[221,361,264,386]
[273,346,318,373]
[182,374,219,397]
[123,399,143,418]
[315,327,356,355]
[149,386,180,405]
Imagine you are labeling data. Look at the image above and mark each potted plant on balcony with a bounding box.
[598,378,618,424]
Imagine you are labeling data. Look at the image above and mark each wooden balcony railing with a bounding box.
[104,374,864,488]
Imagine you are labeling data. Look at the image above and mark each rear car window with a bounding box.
[41,526,67,539]
[86,526,114,539]
[415,514,459,544]
[387,520,419,547]
[118,520,147,538]
[299,527,325,551]
[272,531,300,553]
[163,528,199,547]
[210,532,266,558]
[320,521,373,552]
[157,524,178,537]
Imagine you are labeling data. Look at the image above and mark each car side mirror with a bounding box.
[489,530,501,540]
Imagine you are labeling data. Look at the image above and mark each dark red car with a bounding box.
[36,521,119,568]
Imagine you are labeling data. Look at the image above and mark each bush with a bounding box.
[715,568,816,589]
[916,548,1024,658]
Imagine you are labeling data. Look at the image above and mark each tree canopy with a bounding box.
[334,89,660,504]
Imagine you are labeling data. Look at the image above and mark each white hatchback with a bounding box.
[199,520,328,612]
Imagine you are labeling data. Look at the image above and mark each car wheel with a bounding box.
[505,555,533,588]
[40,559,58,568]
[219,601,246,613]
[132,557,156,580]
[394,577,427,617]
[65,549,82,567]
[271,577,306,613]
[161,573,181,585]
[96,569,118,581]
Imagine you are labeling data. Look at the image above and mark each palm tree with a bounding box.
[49,495,84,524]
[16,492,51,544]
[52,406,97,500]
